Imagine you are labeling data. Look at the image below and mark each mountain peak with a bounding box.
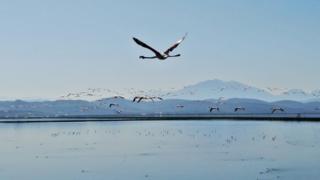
[55,79,320,102]
[165,79,319,102]
[186,79,249,89]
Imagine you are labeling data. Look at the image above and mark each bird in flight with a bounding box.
[133,33,187,60]
[271,107,285,114]
[209,107,220,112]
[109,103,119,108]
[132,96,163,103]
[234,107,246,112]
[176,105,184,108]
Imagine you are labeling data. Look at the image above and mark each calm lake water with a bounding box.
[0,120,319,180]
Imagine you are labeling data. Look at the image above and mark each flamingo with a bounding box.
[112,96,124,99]
[176,105,184,108]
[209,107,220,112]
[149,96,163,101]
[133,96,163,103]
[109,103,119,108]
[271,107,285,114]
[234,107,245,112]
[133,33,187,60]
[137,97,149,103]
[132,96,144,103]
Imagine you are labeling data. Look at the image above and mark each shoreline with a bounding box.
[0,113,320,123]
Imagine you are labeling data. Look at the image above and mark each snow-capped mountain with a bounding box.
[55,79,319,102]
[164,79,273,101]
[164,79,320,102]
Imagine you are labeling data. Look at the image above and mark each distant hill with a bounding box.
[0,98,320,118]
[0,79,319,118]
[163,79,320,102]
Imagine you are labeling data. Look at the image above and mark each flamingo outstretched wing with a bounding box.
[133,37,162,57]
[164,33,187,55]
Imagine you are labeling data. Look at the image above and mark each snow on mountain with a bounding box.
[265,87,289,95]
[163,79,320,102]
[278,89,309,101]
[163,79,273,101]
[53,79,320,102]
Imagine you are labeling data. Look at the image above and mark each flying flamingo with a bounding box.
[271,107,285,114]
[209,107,220,112]
[176,105,184,108]
[109,103,119,108]
[132,96,163,103]
[234,107,245,112]
[133,33,187,60]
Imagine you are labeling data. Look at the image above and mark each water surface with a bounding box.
[0,120,319,180]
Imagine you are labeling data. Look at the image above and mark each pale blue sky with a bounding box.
[0,0,319,99]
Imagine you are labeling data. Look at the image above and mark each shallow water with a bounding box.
[0,120,319,180]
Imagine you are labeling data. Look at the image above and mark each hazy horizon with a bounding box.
[1,78,319,101]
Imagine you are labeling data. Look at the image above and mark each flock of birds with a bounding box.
[209,106,285,113]
[57,86,320,116]
[55,85,315,116]
[104,95,288,114]
[59,87,175,101]
[58,86,294,115]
